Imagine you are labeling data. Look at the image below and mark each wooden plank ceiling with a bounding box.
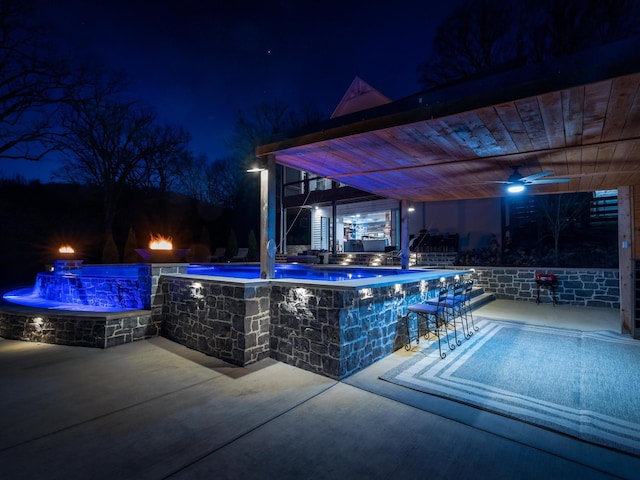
[258,43,640,203]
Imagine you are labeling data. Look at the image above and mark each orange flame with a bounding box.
[149,234,173,250]
[59,245,75,254]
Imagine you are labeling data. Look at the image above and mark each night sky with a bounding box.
[4,0,462,181]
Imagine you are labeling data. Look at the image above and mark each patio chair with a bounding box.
[231,247,249,262]
[406,286,451,359]
[210,247,226,262]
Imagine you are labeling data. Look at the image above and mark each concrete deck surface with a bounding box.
[1,300,638,479]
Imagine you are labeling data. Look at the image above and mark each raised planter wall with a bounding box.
[470,266,619,308]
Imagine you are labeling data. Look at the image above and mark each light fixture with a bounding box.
[246,157,267,173]
[507,184,525,193]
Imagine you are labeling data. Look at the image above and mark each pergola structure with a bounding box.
[256,38,640,334]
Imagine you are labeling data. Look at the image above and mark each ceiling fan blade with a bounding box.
[528,178,571,184]
[481,180,512,184]
[519,170,554,182]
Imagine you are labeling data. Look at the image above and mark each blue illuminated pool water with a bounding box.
[186,264,426,281]
[2,264,145,312]
[1,263,430,311]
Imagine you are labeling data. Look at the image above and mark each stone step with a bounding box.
[469,290,496,311]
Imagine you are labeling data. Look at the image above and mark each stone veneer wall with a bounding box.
[145,263,188,315]
[158,275,271,366]
[269,280,435,379]
[470,267,620,308]
[157,271,467,379]
[0,309,157,348]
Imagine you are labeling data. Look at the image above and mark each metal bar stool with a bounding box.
[449,282,470,340]
[429,283,465,344]
[406,286,451,358]
[463,279,479,333]
[444,282,472,340]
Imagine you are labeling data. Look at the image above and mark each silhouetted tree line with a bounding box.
[419,0,640,88]
[0,0,322,267]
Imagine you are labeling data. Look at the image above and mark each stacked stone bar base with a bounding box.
[268,282,425,379]
[158,276,272,367]
[158,271,466,379]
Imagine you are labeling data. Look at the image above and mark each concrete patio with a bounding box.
[0,300,637,479]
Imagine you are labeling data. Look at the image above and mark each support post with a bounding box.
[260,155,276,279]
[618,185,634,336]
[332,200,337,254]
[279,165,285,254]
[400,199,409,269]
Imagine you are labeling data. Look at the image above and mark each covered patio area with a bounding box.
[256,38,640,337]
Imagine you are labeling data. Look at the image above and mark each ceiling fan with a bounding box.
[486,166,570,193]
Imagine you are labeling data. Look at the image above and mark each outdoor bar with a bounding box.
[158,268,470,379]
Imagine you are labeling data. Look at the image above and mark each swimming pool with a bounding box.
[186,263,427,281]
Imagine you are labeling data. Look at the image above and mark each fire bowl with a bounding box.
[135,248,190,262]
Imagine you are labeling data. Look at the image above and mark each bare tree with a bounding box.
[131,122,191,195]
[418,0,517,88]
[204,158,244,209]
[230,100,322,168]
[524,0,640,61]
[174,151,209,202]
[590,0,640,44]
[174,153,243,208]
[539,193,591,265]
[419,0,640,89]
[0,0,73,164]
[52,72,190,239]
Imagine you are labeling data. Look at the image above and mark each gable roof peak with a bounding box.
[330,76,392,118]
